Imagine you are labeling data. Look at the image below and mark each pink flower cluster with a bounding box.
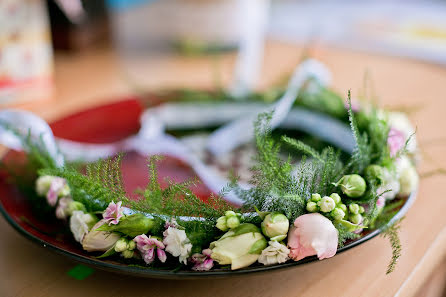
[103,201,124,225]
[190,249,213,271]
[134,234,167,264]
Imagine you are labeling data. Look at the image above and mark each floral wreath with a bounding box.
[0,69,419,274]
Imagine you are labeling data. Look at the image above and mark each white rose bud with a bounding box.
[82,220,120,252]
[211,223,267,270]
[261,212,289,241]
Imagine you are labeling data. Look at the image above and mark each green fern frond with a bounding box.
[122,156,233,219]
[282,136,323,162]
[382,218,403,274]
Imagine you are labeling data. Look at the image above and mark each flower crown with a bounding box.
[0,67,418,275]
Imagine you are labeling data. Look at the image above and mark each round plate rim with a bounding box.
[0,99,417,279]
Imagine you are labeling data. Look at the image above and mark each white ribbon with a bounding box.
[207,59,332,156]
[0,109,65,167]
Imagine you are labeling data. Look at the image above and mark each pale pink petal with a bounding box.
[344,98,361,112]
[287,213,338,261]
[376,196,385,209]
[202,249,212,257]
[388,127,406,157]
[143,247,155,264]
[46,177,66,206]
[157,249,167,263]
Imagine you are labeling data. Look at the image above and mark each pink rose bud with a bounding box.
[288,213,338,261]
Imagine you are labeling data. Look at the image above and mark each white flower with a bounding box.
[258,241,290,265]
[378,168,400,200]
[35,175,54,196]
[69,211,97,243]
[396,156,418,197]
[163,227,192,264]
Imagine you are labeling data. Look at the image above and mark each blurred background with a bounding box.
[1,1,446,297]
[1,0,446,108]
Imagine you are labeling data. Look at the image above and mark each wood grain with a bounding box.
[1,41,446,297]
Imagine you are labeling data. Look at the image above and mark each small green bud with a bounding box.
[349,203,360,215]
[226,216,240,229]
[67,201,86,216]
[311,193,322,202]
[339,203,347,213]
[225,211,237,217]
[318,196,336,213]
[114,238,128,252]
[359,206,365,214]
[350,213,363,225]
[330,193,342,204]
[331,208,346,221]
[216,216,228,231]
[121,249,134,259]
[335,174,366,198]
[306,201,318,212]
[261,212,289,240]
[365,165,384,184]
[127,240,136,250]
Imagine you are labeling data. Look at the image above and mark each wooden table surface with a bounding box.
[1,41,446,297]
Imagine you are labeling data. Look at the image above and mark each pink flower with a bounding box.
[103,201,124,225]
[55,197,73,219]
[287,213,338,261]
[164,218,179,229]
[134,234,167,264]
[387,127,406,157]
[376,196,385,209]
[46,177,67,206]
[190,249,214,271]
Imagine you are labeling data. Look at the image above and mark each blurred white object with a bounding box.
[269,1,446,65]
[0,0,53,105]
[207,59,332,156]
[109,0,269,52]
[229,0,270,98]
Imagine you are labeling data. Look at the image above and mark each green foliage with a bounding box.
[282,136,323,162]
[381,218,404,274]
[336,223,360,247]
[231,113,307,220]
[297,85,348,118]
[122,156,233,219]
[343,92,372,175]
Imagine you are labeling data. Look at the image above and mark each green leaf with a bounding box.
[96,245,117,259]
[249,238,268,254]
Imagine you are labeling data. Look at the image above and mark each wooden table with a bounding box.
[1,41,446,297]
